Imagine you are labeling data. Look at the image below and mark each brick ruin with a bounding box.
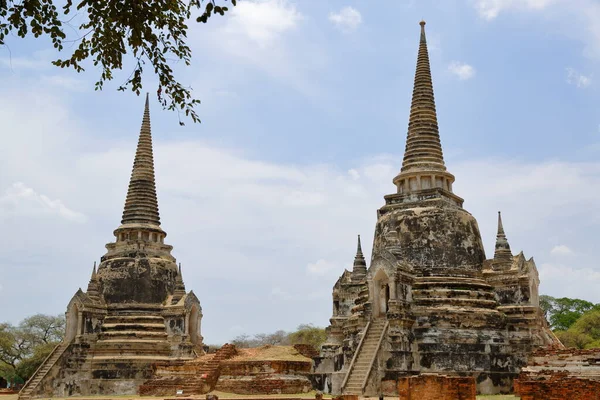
[140,345,314,396]
[19,95,204,399]
[515,347,600,399]
[398,375,476,400]
[314,21,559,396]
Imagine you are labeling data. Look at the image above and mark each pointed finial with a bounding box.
[356,235,363,256]
[178,263,182,275]
[497,211,505,235]
[493,211,513,269]
[352,234,367,280]
[419,20,426,43]
[92,262,97,279]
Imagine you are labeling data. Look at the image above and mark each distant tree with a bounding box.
[255,330,289,346]
[553,308,600,349]
[0,314,65,385]
[0,0,237,125]
[287,324,327,349]
[571,309,600,342]
[231,334,254,348]
[19,314,65,346]
[555,330,593,349]
[541,296,596,331]
[539,295,554,319]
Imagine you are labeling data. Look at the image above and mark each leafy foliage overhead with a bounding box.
[0,0,237,125]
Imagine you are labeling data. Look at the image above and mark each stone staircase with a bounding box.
[93,313,171,360]
[138,343,238,395]
[89,309,174,384]
[19,340,71,400]
[343,319,387,394]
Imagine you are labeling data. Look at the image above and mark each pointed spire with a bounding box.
[392,22,459,202]
[121,93,161,227]
[356,235,364,257]
[352,235,367,280]
[176,263,184,284]
[172,263,187,304]
[401,20,446,173]
[86,262,101,302]
[493,211,513,269]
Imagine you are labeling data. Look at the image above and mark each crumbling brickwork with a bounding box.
[397,375,476,400]
[516,372,600,400]
[216,359,312,394]
[515,347,600,400]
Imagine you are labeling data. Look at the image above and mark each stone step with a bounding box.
[104,315,164,323]
[99,331,168,340]
[102,323,166,331]
[92,355,174,362]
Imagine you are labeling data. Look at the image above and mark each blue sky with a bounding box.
[1,0,600,344]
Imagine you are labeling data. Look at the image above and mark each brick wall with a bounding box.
[215,359,313,395]
[398,375,476,400]
[516,371,600,400]
[514,346,600,400]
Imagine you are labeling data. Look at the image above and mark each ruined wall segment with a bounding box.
[515,347,600,400]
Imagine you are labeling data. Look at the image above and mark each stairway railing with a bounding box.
[341,320,370,392]
[361,320,388,392]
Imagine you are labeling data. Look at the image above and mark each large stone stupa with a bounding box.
[314,21,558,396]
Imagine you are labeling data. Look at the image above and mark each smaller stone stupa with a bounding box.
[19,95,203,399]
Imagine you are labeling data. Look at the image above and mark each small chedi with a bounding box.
[314,21,559,396]
[19,96,203,399]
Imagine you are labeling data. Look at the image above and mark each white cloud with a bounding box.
[222,0,302,48]
[472,0,600,59]
[188,0,327,99]
[473,0,557,20]
[566,67,592,88]
[551,245,573,255]
[329,7,363,32]
[307,259,339,276]
[270,287,291,299]
[348,169,360,180]
[41,75,86,92]
[448,61,476,80]
[539,263,600,300]
[0,56,48,71]
[0,182,86,223]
